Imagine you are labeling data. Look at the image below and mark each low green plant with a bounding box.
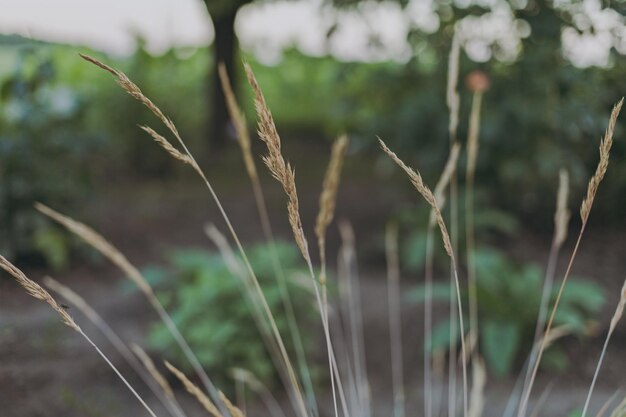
[407,247,604,376]
[143,241,316,387]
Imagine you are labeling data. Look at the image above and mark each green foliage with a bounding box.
[407,248,604,376]
[145,241,315,387]
[0,47,98,267]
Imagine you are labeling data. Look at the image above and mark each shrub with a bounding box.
[143,241,316,387]
[0,47,98,268]
[407,247,604,375]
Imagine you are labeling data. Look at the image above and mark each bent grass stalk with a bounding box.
[518,98,624,417]
[44,276,186,417]
[217,63,318,416]
[0,257,158,417]
[80,54,307,417]
[379,138,468,417]
[35,202,228,417]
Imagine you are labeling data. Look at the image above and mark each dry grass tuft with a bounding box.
[243,62,310,265]
[378,138,452,257]
[580,98,623,222]
[165,361,222,417]
[0,256,80,332]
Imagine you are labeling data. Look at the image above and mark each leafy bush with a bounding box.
[0,47,99,268]
[407,248,604,376]
[144,241,316,387]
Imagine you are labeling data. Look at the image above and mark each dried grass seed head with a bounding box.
[379,138,453,257]
[580,98,623,222]
[0,256,80,332]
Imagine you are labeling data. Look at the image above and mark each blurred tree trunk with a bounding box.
[209,6,238,149]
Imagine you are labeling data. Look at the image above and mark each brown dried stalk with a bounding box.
[165,361,222,417]
[315,135,349,284]
[0,257,157,417]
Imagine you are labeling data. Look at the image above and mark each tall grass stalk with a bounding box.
[426,142,461,417]
[465,88,484,357]
[217,63,318,416]
[44,276,186,417]
[0,257,158,417]
[446,30,464,417]
[338,220,371,417]
[379,138,468,417]
[385,222,405,417]
[518,98,623,417]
